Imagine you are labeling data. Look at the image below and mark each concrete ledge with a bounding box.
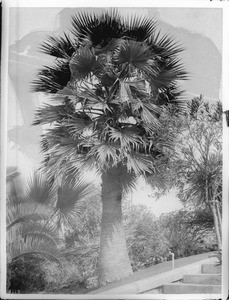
[94,256,219,294]
[163,283,221,294]
[183,274,221,285]
[202,264,221,274]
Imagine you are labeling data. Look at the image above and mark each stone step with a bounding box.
[183,274,221,285]
[163,283,221,294]
[201,264,221,274]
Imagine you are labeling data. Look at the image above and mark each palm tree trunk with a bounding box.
[98,167,133,285]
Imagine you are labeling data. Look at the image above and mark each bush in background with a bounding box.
[7,258,46,293]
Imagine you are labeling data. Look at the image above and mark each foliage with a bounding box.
[6,167,94,293]
[32,8,187,284]
[65,194,101,246]
[32,9,187,184]
[176,99,222,206]
[7,168,94,262]
[61,198,216,287]
[187,95,222,122]
[7,258,46,294]
[61,194,101,289]
[147,96,222,248]
[175,97,222,248]
[61,199,170,288]
[43,259,89,294]
[159,209,216,258]
[123,202,169,270]
[6,168,59,265]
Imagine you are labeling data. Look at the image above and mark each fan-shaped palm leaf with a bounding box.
[126,152,155,175]
[108,126,143,150]
[33,102,77,126]
[157,85,186,109]
[64,117,94,137]
[71,9,124,47]
[50,180,94,231]
[64,154,98,179]
[114,40,157,77]
[151,59,187,91]
[123,13,157,41]
[69,47,103,80]
[31,61,71,94]
[87,142,120,167]
[148,31,184,58]
[25,172,56,206]
[39,33,75,59]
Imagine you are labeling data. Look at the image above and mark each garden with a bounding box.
[6,8,222,294]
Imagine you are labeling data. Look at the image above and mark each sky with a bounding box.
[7,6,222,216]
[9,7,222,52]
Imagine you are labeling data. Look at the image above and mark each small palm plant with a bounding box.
[32,9,187,284]
[7,167,93,265]
[7,167,58,264]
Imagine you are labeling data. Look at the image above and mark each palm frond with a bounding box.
[117,165,137,194]
[123,13,157,41]
[39,33,75,59]
[52,180,94,230]
[148,31,184,58]
[33,103,70,125]
[70,9,124,47]
[21,223,61,245]
[108,126,143,150]
[7,236,61,264]
[151,60,187,92]
[31,61,71,94]
[87,142,120,167]
[68,155,99,178]
[69,47,103,79]
[126,152,155,175]
[114,40,157,77]
[7,222,61,247]
[140,101,161,125]
[41,126,71,147]
[116,80,134,102]
[157,86,187,110]
[64,114,94,137]
[6,201,50,231]
[41,133,99,184]
[25,172,56,206]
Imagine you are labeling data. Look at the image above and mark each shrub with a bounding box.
[7,258,46,293]
[123,202,169,271]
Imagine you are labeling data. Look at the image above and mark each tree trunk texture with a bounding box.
[98,167,133,285]
[211,203,222,250]
[206,180,222,250]
[216,202,222,239]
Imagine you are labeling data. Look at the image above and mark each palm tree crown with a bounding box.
[32,9,187,180]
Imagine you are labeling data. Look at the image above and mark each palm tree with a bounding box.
[7,167,93,264]
[32,9,187,284]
